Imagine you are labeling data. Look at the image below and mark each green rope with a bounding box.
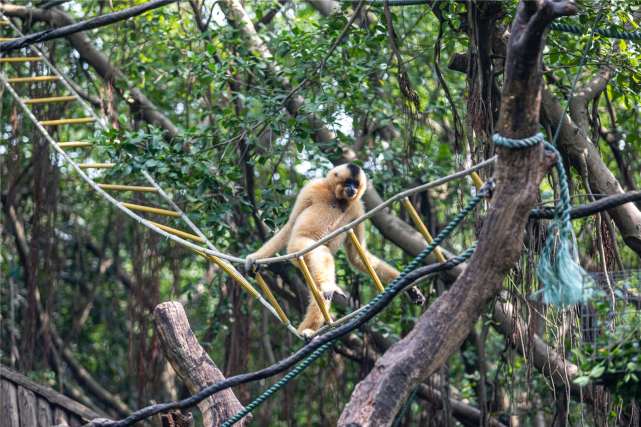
[493,133,592,305]
[221,191,487,426]
[551,22,641,42]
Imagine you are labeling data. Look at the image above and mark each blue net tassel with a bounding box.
[536,224,592,305]
[493,133,592,306]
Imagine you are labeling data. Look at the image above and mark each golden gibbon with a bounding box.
[247,163,425,336]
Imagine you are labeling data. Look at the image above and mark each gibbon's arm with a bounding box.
[248,185,314,260]
[345,222,399,283]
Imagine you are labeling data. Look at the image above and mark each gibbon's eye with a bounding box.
[335,172,338,177]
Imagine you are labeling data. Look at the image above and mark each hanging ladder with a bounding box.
[0,14,299,337]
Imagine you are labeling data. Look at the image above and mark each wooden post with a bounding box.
[153,302,250,426]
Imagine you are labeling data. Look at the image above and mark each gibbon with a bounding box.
[246,163,425,337]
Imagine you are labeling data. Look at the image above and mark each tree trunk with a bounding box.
[153,302,250,427]
[338,2,576,425]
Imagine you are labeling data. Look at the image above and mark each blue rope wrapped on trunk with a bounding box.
[493,132,593,305]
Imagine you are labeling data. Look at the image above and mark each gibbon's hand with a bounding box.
[244,254,259,274]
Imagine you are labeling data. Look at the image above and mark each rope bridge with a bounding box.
[0,14,492,341]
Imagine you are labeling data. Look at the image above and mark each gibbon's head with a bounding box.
[326,163,367,202]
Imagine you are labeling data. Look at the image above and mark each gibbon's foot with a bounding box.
[405,285,426,305]
[300,329,316,341]
[321,283,346,301]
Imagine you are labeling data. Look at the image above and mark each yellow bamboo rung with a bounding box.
[98,184,157,193]
[78,163,114,169]
[57,141,92,149]
[255,273,290,325]
[7,75,60,84]
[121,202,179,218]
[0,57,42,63]
[347,229,385,293]
[24,95,76,105]
[40,117,95,126]
[148,220,205,243]
[0,21,10,26]
[0,37,15,41]
[470,172,484,190]
[197,251,261,300]
[297,256,332,324]
[402,197,447,263]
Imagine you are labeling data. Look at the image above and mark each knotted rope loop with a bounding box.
[493,132,592,306]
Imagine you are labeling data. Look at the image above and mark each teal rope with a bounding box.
[493,133,592,305]
[221,191,487,426]
[220,343,333,427]
[551,22,641,42]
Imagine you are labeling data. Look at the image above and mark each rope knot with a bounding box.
[493,132,593,306]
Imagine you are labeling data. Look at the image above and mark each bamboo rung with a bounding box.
[0,37,15,41]
[149,220,205,243]
[57,141,92,149]
[98,184,157,193]
[121,202,179,218]
[470,172,484,190]
[0,57,42,63]
[0,21,10,26]
[24,95,76,105]
[203,253,262,300]
[79,163,114,169]
[255,273,290,325]
[39,117,95,126]
[402,197,447,263]
[347,229,385,293]
[7,75,60,84]
[297,256,332,324]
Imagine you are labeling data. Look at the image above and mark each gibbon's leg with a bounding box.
[346,223,399,282]
[346,223,426,305]
[289,237,336,335]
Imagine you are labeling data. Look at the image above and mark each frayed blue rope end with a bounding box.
[536,225,593,306]
[493,132,593,306]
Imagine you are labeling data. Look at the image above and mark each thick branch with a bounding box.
[338,1,572,424]
[568,67,613,131]
[531,191,641,220]
[0,0,176,52]
[153,302,249,427]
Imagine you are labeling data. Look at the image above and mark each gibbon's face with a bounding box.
[327,163,367,202]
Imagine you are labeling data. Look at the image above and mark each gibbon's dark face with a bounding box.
[327,163,367,202]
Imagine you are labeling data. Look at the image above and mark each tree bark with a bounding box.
[338,2,576,425]
[153,302,249,427]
